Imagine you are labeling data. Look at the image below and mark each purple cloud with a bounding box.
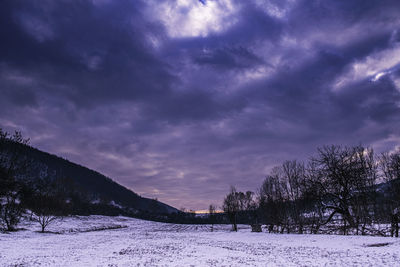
[1,0,400,210]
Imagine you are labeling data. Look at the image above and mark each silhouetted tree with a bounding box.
[380,151,400,237]
[259,166,295,233]
[304,161,325,234]
[0,129,30,231]
[209,204,216,232]
[282,160,308,233]
[259,170,281,233]
[223,186,240,231]
[28,177,66,232]
[309,145,377,234]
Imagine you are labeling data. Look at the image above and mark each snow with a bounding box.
[1,216,400,266]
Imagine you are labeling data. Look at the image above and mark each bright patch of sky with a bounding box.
[392,76,400,92]
[333,45,400,90]
[154,0,237,38]
[255,0,295,20]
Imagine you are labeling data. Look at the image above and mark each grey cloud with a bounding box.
[1,0,400,209]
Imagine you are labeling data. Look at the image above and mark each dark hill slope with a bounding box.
[4,141,178,215]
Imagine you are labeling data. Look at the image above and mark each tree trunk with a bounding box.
[391,214,398,237]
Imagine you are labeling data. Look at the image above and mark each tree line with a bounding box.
[2,128,399,235]
[0,129,224,232]
[223,145,400,237]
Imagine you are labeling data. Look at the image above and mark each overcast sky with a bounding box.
[1,0,400,210]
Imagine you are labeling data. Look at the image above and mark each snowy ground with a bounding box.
[1,216,400,266]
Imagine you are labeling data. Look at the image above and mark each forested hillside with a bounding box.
[0,131,178,222]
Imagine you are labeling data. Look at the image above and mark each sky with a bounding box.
[1,0,400,210]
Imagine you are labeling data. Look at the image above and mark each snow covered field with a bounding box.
[1,216,400,266]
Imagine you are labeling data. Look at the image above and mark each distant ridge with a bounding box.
[6,141,178,215]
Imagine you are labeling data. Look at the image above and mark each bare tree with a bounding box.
[352,147,377,235]
[222,186,240,231]
[209,204,216,232]
[0,182,24,232]
[31,196,60,233]
[380,151,400,237]
[304,161,325,234]
[29,177,66,233]
[310,145,377,234]
[0,129,30,231]
[259,168,288,233]
[259,162,308,234]
[282,160,307,233]
[259,175,278,233]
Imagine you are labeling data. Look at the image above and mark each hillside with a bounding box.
[3,141,178,216]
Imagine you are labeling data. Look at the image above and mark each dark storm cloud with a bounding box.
[290,0,400,24]
[0,0,176,107]
[1,0,400,210]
